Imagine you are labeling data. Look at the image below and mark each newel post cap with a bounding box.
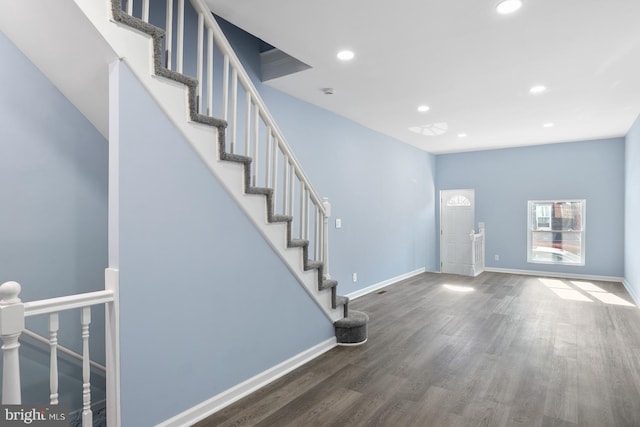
[0,281,25,335]
[0,281,22,306]
[322,197,331,217]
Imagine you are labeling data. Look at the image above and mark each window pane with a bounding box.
[528,200,585,266]
[530,231,582,264]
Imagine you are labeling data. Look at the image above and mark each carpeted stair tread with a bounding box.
[156,67,197,87]
[247,186,273,196]
[320,279,338,290]
[305,260,323,271]
[192,113,227,127]
[334,295,349,309]
[288,239,309,248]
[270,214,293,223]
[221,152,252,164]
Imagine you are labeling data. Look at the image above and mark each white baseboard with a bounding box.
[622,279,640,307]
[156,337,337,427]
[346,268,426,300]
[484,267,624,283]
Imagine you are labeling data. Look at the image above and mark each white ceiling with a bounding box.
[206,0,640,154]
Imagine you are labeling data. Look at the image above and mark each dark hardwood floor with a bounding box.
[195,272,640,426]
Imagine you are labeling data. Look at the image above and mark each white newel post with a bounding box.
[322,197,331,280]
[0,281,24,404]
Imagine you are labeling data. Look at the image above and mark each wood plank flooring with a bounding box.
[194,272,640,426]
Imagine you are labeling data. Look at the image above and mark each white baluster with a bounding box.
[176,0,185,73]
[49,313,59,405]
[265,128,272,188]
[222,55,229,122]
[287,162,295,217]
[245,92,251,156]
[272,140,279,208]
[303,190,310,240]
[0,281,24,405]
[322,197,331,279]
[165,0,174,69]
[206,27,214,116]
[142,0,149,22]
[126,0,133,16]
[298,182,305,238]
[196,12,203,113]
[282,154,289,214]
[314,205,321,261]
[230,69,238,153]
[315,205,321,258]
[252,108,259,186]
[81,307,93,426]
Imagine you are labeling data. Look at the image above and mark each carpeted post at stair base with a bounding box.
[334,310,368,344]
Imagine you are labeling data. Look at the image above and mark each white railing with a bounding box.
[470,223,485,277]
[118,0,331,275]
[0,280,116,426]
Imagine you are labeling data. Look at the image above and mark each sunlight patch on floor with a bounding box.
[443,284,475,293]
[538,278,635,306]
[540,278,571,289]
[570,281,605,292]
[588,292,635,307]
[547,287,593,302]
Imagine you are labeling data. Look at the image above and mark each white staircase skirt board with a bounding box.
[78,0,342,322]
[156,337,337,427]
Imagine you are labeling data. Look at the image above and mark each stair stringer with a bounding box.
[75,0,343,322]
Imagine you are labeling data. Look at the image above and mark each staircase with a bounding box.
[108,0,368,344]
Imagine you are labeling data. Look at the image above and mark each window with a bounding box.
[528,200,585,266]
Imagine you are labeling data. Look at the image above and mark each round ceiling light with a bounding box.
[458,133,468,138]
[417,105,430,113]
[337,50,355,61]
[543,122,555,128]
[496,0,522,15]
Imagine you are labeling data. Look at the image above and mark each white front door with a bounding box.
[440,189,475,276]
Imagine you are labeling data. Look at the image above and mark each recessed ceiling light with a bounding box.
[458,133,468,138]
[417,105,430,113]
[530,85,547,94]
[496,0,522,15]
[543,122,554,128]
[336,50,355,61]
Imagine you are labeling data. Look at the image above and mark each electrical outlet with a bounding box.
[335,218,342,228]
[352,273,357,283]
[494,254,500,261]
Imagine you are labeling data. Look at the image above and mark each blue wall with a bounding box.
[114,62,334,426]
[625,115,640,302]
[217,18,439,288]
[0,31,108,405]
[436,138,625,277]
